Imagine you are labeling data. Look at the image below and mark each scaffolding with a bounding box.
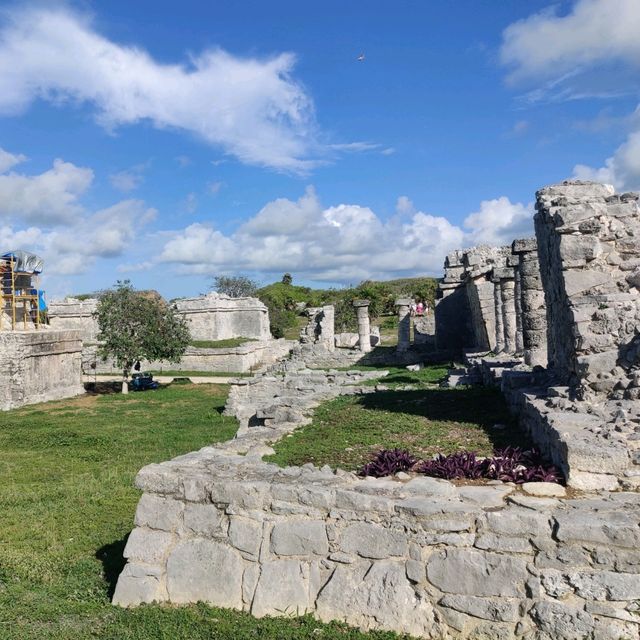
[0,254,43,330]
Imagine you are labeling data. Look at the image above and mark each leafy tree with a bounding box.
[212,275,258,298]
[95,281,190,393]
[281,272,293,285]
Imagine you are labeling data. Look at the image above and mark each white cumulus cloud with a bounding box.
[155,189,532,282]
[0,6,319,172]
[0,155,93,224]
[501,0,640,190]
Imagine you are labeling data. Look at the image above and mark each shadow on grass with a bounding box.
[96,534,129,599]
[84,381,122,395]
[356,386,532,451]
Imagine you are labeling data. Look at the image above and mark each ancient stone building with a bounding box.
[174,293,271,342]
[535,181,640,394]
[48,298,99,342]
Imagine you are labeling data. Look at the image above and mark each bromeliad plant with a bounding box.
[360,446,562,484]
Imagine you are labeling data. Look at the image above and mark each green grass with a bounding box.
[145,370,249,378]
[0,384,410,639]
[189,337,255,349]
[266,384,527,472]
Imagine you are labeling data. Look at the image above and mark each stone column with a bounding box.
[494,267,517,354]
[492,278,505,353]
[513,258,525,354]
[320,305,335,352]
[512,238,547,367]
[352,299,372,353]
[396,298,412,352]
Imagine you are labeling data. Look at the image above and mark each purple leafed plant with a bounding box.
[418,451,485,480]
[362,445,563,483]
[359,448,417,478]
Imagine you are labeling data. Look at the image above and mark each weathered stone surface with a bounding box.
[135,494,184,531]
[183,503,226,537]
[339,522,407,559]
[123,527,174,564]
[229,517,262,556]
[251,560,310,617]
[270,520,328,556]
[439,593,519,622]
[521,482,566,498]
[112,562,166,607]
[426,549,528,597]
[166,539,243,607]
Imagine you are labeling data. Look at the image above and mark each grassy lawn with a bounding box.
[266,384,527,472]
[145,370,249,378]
[189,337,255,349]
[0,384,408,640]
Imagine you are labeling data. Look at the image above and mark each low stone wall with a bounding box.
[0,329,84,410]
[82,339,295,375]
[113,446,640,640]
[114,351,640,639]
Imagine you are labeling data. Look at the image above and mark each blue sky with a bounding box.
[1,0,639,299]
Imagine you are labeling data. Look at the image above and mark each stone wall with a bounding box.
[49,292,272,345]
[300,306,335,351]
[535,181,640,394]
[48,298,99,342]
[83,339,294,375]
[0,330,84,410]
[175,293,271,341]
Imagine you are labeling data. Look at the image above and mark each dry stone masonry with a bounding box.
[114,345,640,639]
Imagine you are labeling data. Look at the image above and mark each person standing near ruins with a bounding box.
[416,301,424,316]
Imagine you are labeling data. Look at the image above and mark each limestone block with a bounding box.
[112,562,166,607]
[166,539,243,607]
[559,235,603,263]
[270,520,328,556]
[183,503,227,537]
[134,494,184,532]
[426,548,528,597]
[339,522,407,559]
[568,571,640,601]
[229,517,263,556]
[438,594,520,623]
[123,527,174,564]
[316,560,440,638]
[554,511,640,548]
[251,559,310,617]
[562,269,611,296]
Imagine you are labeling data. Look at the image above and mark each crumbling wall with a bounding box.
[48,298,99,342]
[0,330,84,410]
[535,180,640,394]
[435,250,473,353]
[300,306,335,352]
[176,293,271,341]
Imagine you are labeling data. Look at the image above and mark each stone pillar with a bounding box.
[352,299,372,353]
[396,298,412,352]
[300,305,335,352]
[513,259,525,354]
[512,238,547,367]
[494,267,517,354]
[492,278,504,353]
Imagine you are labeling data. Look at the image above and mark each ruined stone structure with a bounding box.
[352,299,372,353]
[436,243,547,364]
[114,349,640,640]
[113,181,640,638]
[48,298,99,342]
[395,298,412,351]
[0,330,84,410]
[175,293,271,341]
[511,239,546,367]
[535,181,640,394]
[299,306,335,352]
